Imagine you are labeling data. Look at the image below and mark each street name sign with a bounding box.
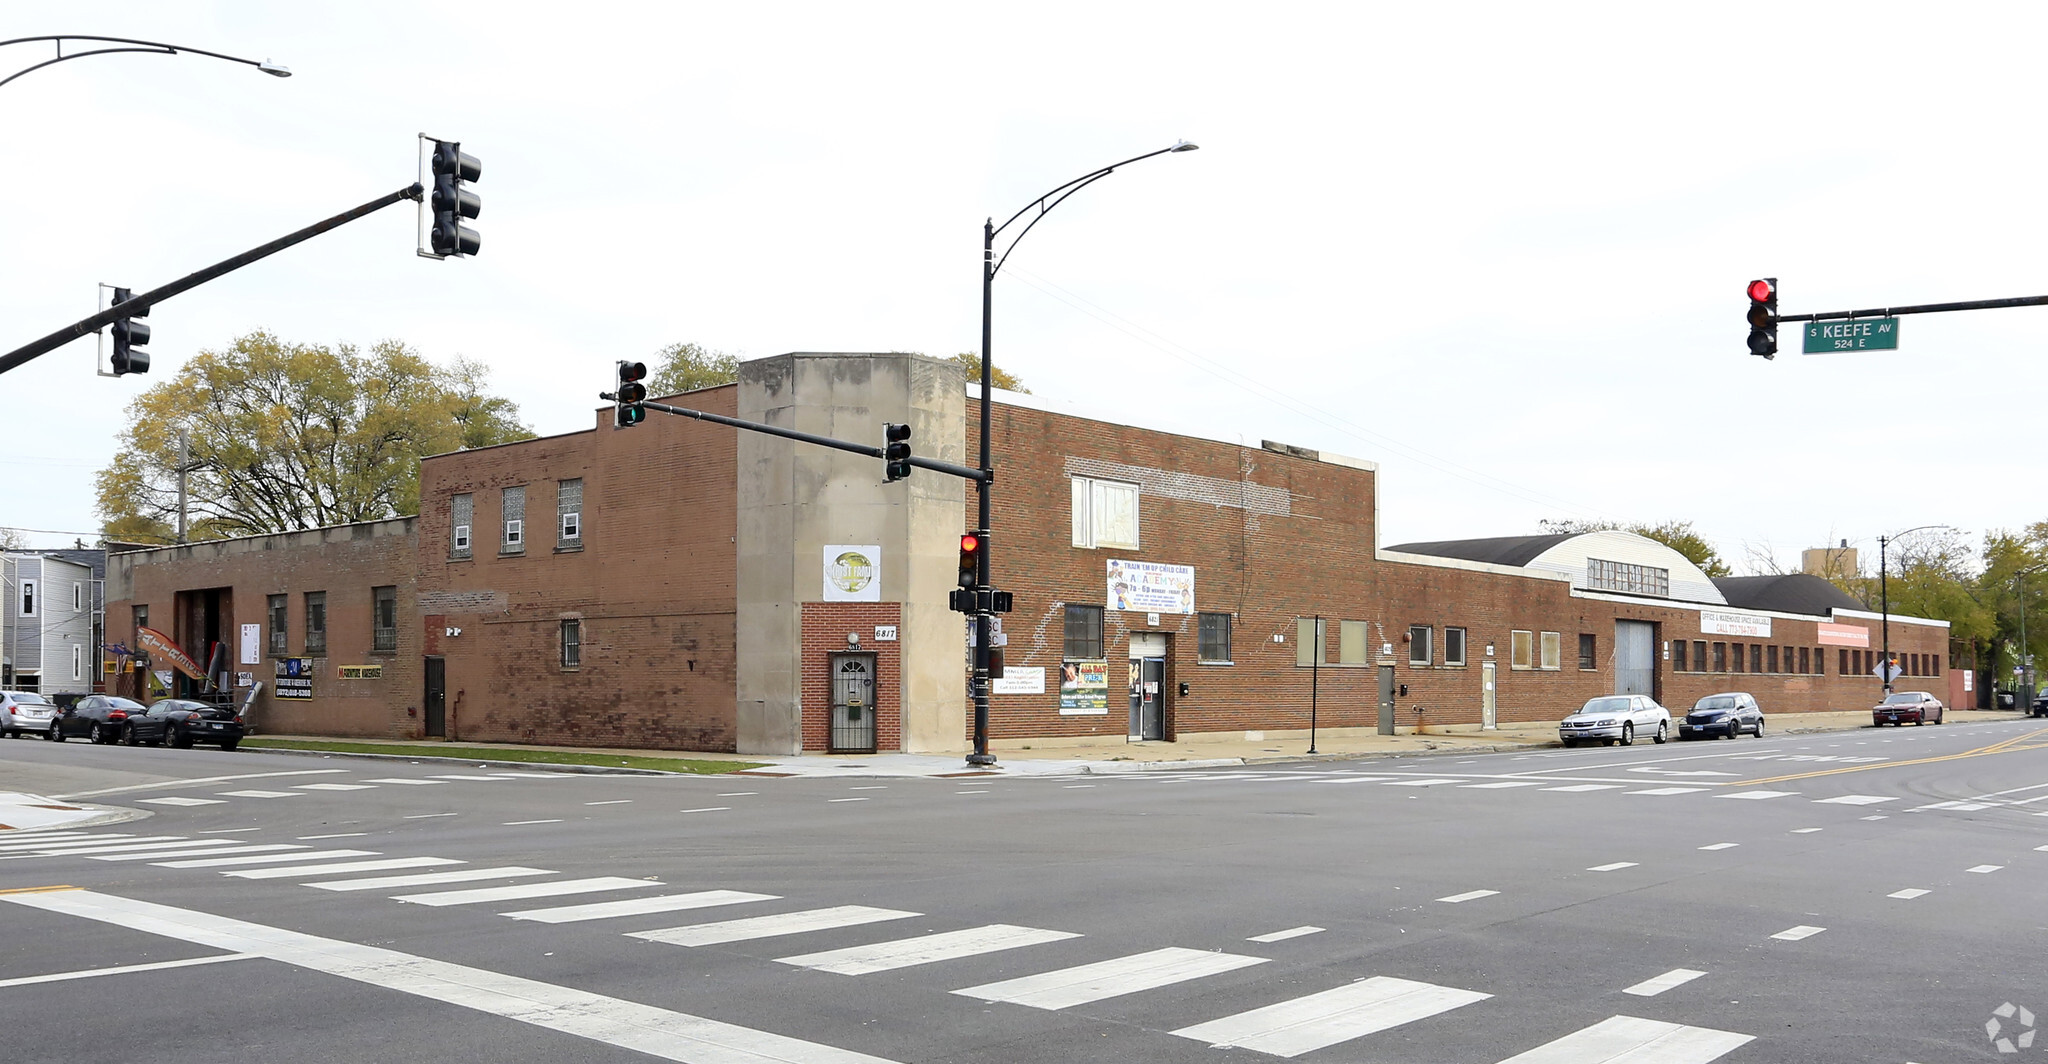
[1805,317,1900,354]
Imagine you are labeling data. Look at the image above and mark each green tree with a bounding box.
[94,331,535,539]
[949,352,1030,394]
[647,342,740,395]
[1537,518,1731,577]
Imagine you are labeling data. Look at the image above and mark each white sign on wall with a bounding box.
[1699,610,1772,638]
[240,623,261,665]
[821,545,881,602]
[992,667,1045,695]
[1107,559,1195,614]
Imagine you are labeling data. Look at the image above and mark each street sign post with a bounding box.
[1805,318,1900,354]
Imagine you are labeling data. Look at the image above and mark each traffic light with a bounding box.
[1746,277,1777,359]
[883,423,911,482]
[110,287,150,376]
[957,532,981,588]
[430,140,482,258]
[614,361,648,427]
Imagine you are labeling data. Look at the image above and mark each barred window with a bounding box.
[450,493,473,559]
[305,592,327,656]
[1198,612,1232,663]
[1582,634,1600,670]
[267,594,287,656]
[502,486,525,553]
[561,619,581,668]
[372,585,398,652]
[1064,604,1103,660]
[557,478,583,547]
[1585,558,1670,597]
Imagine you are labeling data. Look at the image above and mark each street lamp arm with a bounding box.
[985,141,1196,276]
[0,35,289,90]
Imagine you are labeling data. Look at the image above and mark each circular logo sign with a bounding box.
[828,551,876,594]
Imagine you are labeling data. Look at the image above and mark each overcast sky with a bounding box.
[4,2,2042,571]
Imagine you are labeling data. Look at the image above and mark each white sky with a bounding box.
[4,2,2042,571]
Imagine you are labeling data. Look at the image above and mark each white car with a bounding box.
[0,691,58,738]
[1559,694,1670,746]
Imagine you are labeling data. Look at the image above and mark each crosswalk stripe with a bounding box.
[1438,890,1498,903]
[1718,790,1799,800]
[222,855,433,878]
[1172,975,1491,1057]
[362,778,446,785]
[156,849,373,869]
[1626,788,1708,796]
[1621,968,1706,996]
[216,790,303,799]
[1247,926,1324,943]
[135,797,229,806]
[1587,862,1638,872]
[1544,784,1621,792]
[94,844,305,863]
[776,924,1079,975]
[27,838,240,856]
[629,905,920,947]
[0,834,149,852]
[294,783,378,791]
[429,775,513,781]
[1813,794,1895,805]
[953,947,1266,1009]
[0,832,100,848]
[502,890,780,924]
[1309,777,1396,784]
[1461,782,1547,789]
[1490,1014,1751,1062]
[394,876,660,907]
[312,867,554,892]
[1382,778,1463,787]
[1771,925,1825,941]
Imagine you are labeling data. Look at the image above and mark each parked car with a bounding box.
[49,695,162,745]
[2,691,60,738]
[146,698,245,751]
[1559,694,1670,746]
[1873,691,1945,727]
[1680,692,1764,740]
[2031,690,2048,718]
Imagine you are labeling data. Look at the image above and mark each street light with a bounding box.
[0,35,290,90]
[1877,524,1952,696]
[967,139,1198,767]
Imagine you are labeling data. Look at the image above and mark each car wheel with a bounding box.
[1561,738,1576,747]
[1620,722,1635,746]
[123,724,141,746]
[168,727,191,749]
[1755,718,1765,737]
[219,739,239,752]
[46,723,63,742]
[1653,720,1668,744]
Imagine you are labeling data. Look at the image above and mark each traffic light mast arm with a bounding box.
[1776,292,2048,324]
[602,394,991,483]
[0,182,424,377]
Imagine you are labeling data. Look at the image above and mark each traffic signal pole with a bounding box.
[602,395,989,482]
[1777,292,2048,325]
[0,182,425,377]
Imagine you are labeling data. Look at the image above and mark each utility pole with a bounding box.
[177,430,189,544]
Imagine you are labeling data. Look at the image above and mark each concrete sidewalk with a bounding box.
[249,708,2035,779]
[0,792,137,833]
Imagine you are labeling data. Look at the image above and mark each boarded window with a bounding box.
[1510,630,1533,669]
[450,493,473,558]
[1340,620,1368,664]
[1296,617,1327,667]
[557,479,583,546]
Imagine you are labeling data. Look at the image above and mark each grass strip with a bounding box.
[241,738,763,775]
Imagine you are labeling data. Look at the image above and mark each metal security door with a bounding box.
[423,656,446,738]
[1615,620,1655,696]
[1133,658,1166,740]
[1377,664,1397,735]
[830,654,876,753]
[1481,661,1497,729]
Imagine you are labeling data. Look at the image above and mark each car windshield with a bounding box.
[107,698,146,710]
[1580,697,1632,713]
[1883,693,1922,704]
[1696,696,1736,710]
[9,693,50,705]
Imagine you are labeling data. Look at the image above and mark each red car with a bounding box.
[1874,691,1945,726]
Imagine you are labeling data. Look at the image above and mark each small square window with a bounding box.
[1064,605,1104,661]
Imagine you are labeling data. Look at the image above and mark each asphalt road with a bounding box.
[2,718,2045,1064]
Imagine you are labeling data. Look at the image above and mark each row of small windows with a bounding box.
[241,588,392,658]
[1665,642,1940,679]
[1061,605,1235,664]
[451,479,582,559]
[1586,559,1669,597]
[14,580,91,617]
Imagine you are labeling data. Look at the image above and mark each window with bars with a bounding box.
[1063,605,1104,660]
[557,478,583,547]
[450,493,473,558]
[305,592,327,656]
[561,619,581,668]
[502,486,525,553]
[372,585,398,652]
[1197,612,1232,663]
[268,594,287,656]
[1580,634,1598,670]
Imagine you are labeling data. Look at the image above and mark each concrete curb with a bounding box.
[1072,757,1246,774]
[242,745,685,777]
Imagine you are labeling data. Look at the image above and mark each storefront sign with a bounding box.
[822,544,881,602]
[1106,559,1195,615]
[1059,660,1109,714]
[992,667,1045,695]
[338,664,384,679]
[1816,621,1870,647]
[275,657,314,700]
[136,626,206,680]
[1699,610,1772,638]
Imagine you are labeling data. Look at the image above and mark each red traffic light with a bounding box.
[1747,279,1774,303]
[618,361,647,383]
[959,533,980,554]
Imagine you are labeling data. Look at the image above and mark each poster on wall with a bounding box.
[1106,559,1195,615]
[992,667,1045,695]
[1059,660,1109,714]
[274,657,313,700]
[822,544,882,602]
[240,624,261,665]
[1700,610,1771,638]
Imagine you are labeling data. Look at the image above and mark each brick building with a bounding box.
[105,351,1949,753]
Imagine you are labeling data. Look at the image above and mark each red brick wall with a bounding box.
[107,521,420,738]
[799,603,904,751]
[415,387,741,750]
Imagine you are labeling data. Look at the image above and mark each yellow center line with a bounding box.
[1734,727,2048,786]
[0,885,80,895]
